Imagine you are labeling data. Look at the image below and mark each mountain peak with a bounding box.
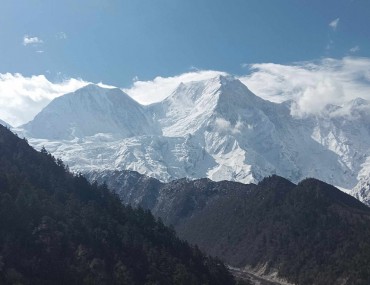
[347,97,369,108]
[151,75,251,137]
[215,75,267,117]
[218,74,240,85]
[75,83,126,96]
[78,83,105,91]
[70,84,132,101]
[150,74,269,138]
[22,84,161,139]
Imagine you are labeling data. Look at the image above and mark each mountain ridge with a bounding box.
[22,84,161,140]
[17,75,370,204]
[88,169,370,285]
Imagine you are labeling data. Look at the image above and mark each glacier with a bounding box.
[16,75,370,204]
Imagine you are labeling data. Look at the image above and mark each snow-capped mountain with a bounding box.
[18,75,370,204]
[0,119,11,128]
[22,84,161,140]
[352,175,370,205]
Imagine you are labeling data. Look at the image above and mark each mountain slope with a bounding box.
[352,174,370,205]
[0,125,235,285]
[149,75,264,137]
[90,170,370,285]
[20,76,370,201]
[0,119,11,128]
[22,84,161,140]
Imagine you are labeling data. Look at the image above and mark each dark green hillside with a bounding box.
[0,125,235,285]
[93,170,370,285]
[177,176,370,285]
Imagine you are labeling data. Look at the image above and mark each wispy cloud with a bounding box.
[350,46,360,53]
[123,70,227,105]
[326,39,334,50]
[329,18,340,31]
[23,35,43,46]
[124,58,370,118]
[2,57,370,126]
[215,117,243,135]
[240,57,370,117]
[56,32,67,40]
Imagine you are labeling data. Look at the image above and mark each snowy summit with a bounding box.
[16,75,370,205]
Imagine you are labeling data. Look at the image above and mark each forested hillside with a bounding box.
[92,170,370,285]
[0,125,235,285]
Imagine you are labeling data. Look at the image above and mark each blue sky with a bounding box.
[1,0,369,86]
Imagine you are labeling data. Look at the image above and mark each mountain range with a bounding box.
[16,75,370,205]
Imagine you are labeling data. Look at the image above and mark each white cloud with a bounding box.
[2,57,370,126]
[215,117,243,134]
[96,82,116,89]
[0,70,227,127]
[329,18,340,31]
[240,57,370,117]
[215,117,231,130]
[23,35,43,46]
[123,70,227,105]
[350,46,360,53]
[0,73,88,126]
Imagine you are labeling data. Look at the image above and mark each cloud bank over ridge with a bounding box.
[240,57,370,117]
[1,57,370,126]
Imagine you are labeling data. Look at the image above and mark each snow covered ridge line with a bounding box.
[21,84,162,140]
[14,75,370,206]
[0,119,12,128]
